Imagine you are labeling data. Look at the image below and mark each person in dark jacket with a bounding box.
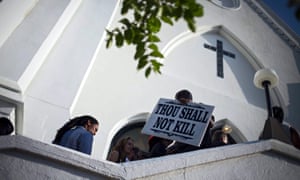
[166,90,215,154]
[149,136,172,158]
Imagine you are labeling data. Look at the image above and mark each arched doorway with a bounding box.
[211,118,247,144]
[106,120,151,160]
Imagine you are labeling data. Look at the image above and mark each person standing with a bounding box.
[52,115,99,155]
[167,89,214,154]
[0,117,14,135]
[211,130,229,147]
[272,106,300,149]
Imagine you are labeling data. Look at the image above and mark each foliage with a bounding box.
[106,0,203,77]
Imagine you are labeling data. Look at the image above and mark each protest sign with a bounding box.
[142,98,214,146]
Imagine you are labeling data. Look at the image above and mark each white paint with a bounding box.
[18,0,83,93]
[0,135,299,179]
[0,0,71,87]
[0,0,38,48]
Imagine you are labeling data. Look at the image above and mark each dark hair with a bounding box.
[212,130,224,142]
[211,115,215,122]
[175,89,193,100]
[52,115,98,144]
[0,117,14,135]
[272,106,284,123]
[148,136,161,152]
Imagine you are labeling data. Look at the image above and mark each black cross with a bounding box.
[204,40,235,78]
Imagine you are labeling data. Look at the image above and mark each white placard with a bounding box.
[142,98,214,146]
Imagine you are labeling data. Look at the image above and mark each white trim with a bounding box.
[0,76,21,93]
[18,0,83,93]
[70,0,121,114]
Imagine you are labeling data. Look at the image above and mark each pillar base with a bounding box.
[259,117,291,144]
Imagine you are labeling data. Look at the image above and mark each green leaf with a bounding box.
[151,59,163,73]
[184,9,194,20]
[147,16,161,33]
[105,29,113,49]
[132,29,145,44]
[148,43,159,51]
[147,34,160,42]
[115,32,124,47]
[134,11,142,21]
[124,29,133,44]
[136,42,145,52]
[150,50,164,58]
[161,16,173,26]
[137,57,148,70]
[145,66,152,78]
[187,19,196,32]
[134,43,146,59]
[192,5,203,17]
[162,4,172,16]
[106,37,113,49]
[174,6,183,20]
[119,18,131,27]
[121,0,132,14]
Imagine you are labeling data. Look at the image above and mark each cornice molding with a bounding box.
[245,0,300,52]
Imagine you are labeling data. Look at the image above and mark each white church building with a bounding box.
[0,0,300,179]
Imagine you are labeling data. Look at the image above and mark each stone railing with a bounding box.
[0,135,300,180]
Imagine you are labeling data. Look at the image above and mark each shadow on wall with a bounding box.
[287,83,300,131]
[287,51,300,131]
[294,51,300,73]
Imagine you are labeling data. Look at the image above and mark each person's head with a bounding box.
[69,115,99,135]
[112,137,134,162]
[208,115,215,129]
[212,130,228,144]
[52,115,99,144]
[123,137,134,154]
[115,137,134,154]
[175,89,193,104]
[272,106,284,123]
[0,117,14,135]
[82,116,99,135]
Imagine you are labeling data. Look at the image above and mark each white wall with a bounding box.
[1,136,299,180]
[0,0,71,91]
[0,0,38,48]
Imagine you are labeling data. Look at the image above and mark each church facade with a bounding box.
[0,0,299,164]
